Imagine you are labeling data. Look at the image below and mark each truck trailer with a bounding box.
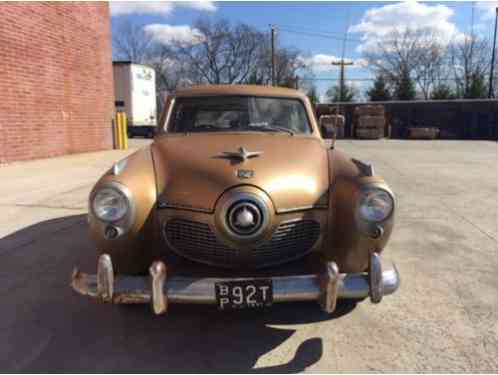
[112,62,157,138]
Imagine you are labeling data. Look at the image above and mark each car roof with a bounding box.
[174,84,308,99]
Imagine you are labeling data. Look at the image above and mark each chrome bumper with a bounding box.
[71,252,400,315]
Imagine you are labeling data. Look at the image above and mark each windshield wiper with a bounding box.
[248,124,295,136]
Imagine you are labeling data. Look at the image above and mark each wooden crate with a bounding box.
[356,128,383,139]
[357,115,385,129]
[408,127,439,139]
[319,115,345,128]
[354,105,385,118]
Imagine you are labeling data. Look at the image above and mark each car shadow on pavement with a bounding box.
[0,214,357,373]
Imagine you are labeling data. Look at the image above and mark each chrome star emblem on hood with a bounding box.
[220,147,263,162]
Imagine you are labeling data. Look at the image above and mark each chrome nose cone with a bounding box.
[226,198,265,238]
[235,208,255,228]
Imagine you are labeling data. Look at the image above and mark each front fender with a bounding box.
[322,149,394,273]
[88,147,158,273]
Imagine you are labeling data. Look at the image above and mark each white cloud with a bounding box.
[110,2,174,16]
[298,54,368,72]
[148,55,180,69]
[345,80,363,90]
[186,1,217,12]
[110,1,216,16]
[349,1,462,53]
[143,24,205,46]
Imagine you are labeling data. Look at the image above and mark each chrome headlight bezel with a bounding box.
[90,182,135,226]
[356,186,395,223]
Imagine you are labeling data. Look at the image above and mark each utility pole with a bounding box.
[271,25,277,86]
[331,59,353,102]
[488,8,498,98]
[332,14,353,112]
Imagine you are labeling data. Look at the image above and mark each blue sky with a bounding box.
[110,1,498,99]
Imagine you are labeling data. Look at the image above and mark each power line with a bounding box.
[278,23,359,39]
[278,27,362,43]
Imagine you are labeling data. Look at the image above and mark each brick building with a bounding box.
[0,2,114,163]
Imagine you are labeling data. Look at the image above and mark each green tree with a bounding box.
[307,85,320,105]
[464,72,488,99]
[326,84,356,102]
[431,84,455,100]
[393,67,416,100]
[367,74,392,101]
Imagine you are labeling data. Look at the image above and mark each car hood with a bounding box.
[151,132,330,213]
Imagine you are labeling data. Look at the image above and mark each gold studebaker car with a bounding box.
[71,85,399,314]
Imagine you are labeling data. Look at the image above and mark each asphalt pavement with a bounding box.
[1,138,498,372]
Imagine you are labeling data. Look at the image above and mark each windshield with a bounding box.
[167,96,312,134]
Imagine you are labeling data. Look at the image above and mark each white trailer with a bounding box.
[112,62,157,138]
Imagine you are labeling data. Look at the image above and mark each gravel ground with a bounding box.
[1,139,497,372]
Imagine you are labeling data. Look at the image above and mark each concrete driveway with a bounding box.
[1,139,497,372]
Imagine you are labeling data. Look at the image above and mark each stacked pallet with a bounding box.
[353,105,386,139]
[319,115,345,139]
[408,127,439,139]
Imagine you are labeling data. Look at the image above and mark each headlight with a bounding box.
[92,187,130,222]
[358,188,394,222]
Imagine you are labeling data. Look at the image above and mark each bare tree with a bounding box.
[364,29,422,88]
[449,34,491,98]
[112,17,307,95]
[274,48,307,87]
[148,45,193,92]
[248,42,308,88]
[364,28,450,99]
[165,19,307,87]
[112,20,153,63]
[170,19,266,85]
[363,26,496,99]
[411,31,450,99]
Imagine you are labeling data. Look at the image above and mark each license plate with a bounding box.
[215,279,273,310]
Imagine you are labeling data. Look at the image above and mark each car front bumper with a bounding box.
[71,252,400,314]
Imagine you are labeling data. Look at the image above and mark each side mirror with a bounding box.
[318,115,339,148]
[320,123,336,139]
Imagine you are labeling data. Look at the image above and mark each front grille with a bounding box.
[164,218,320,268]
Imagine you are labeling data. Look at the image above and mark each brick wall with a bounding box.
[0,2,114,163]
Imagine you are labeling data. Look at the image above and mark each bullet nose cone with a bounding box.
[236,208,254,228]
